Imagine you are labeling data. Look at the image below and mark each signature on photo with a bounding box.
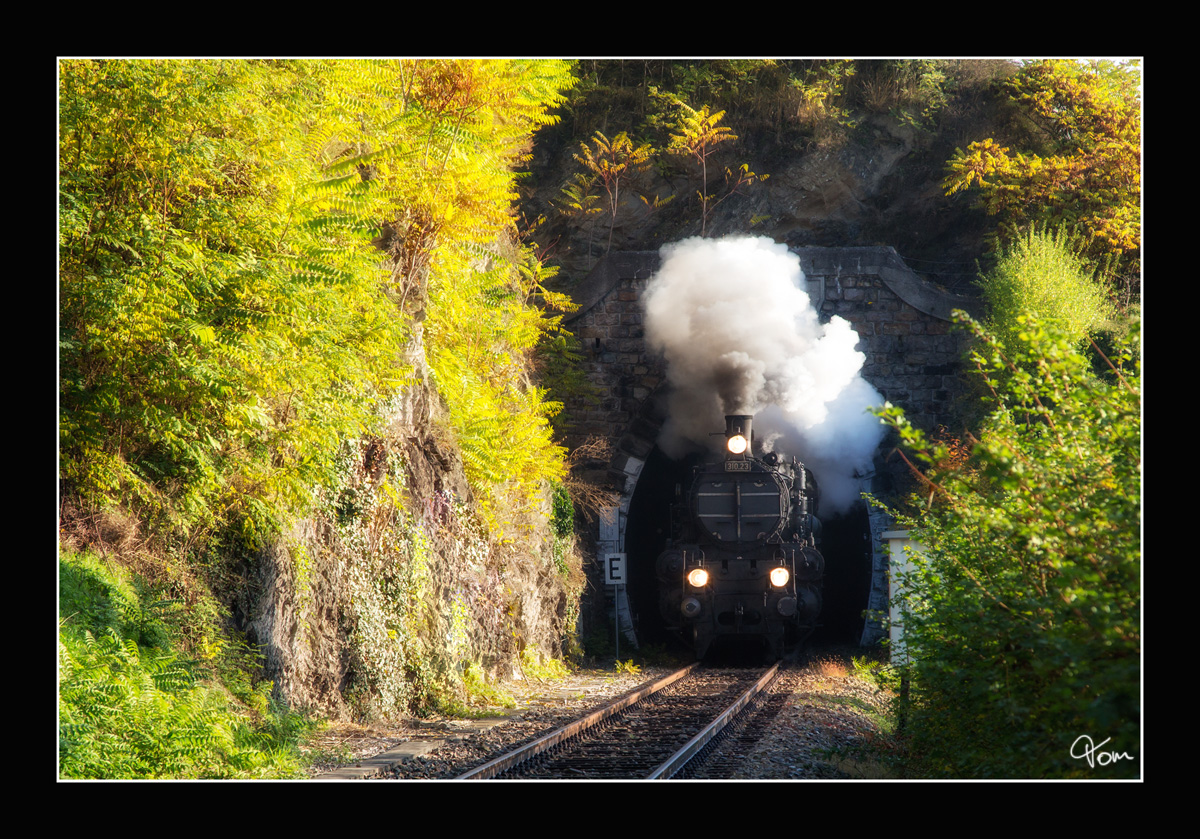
[1070,735,1134,769]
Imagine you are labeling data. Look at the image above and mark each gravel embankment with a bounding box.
[724,661,897,780]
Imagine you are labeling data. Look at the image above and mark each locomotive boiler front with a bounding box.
[656,414,824,659]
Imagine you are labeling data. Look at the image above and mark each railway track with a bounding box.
[457,662,784,780]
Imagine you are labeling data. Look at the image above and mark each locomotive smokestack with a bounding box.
[643,236,886,511]
[725,414,752,458]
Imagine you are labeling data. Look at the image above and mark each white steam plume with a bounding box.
[642,236,886,513]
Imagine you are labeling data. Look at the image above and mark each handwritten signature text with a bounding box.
[1070,735,1134,769]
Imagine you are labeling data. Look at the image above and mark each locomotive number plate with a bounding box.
[725,461,751,472]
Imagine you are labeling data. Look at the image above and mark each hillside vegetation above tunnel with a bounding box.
[520,59,1140,311]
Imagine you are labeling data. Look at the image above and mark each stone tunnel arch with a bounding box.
[565,246,982,653]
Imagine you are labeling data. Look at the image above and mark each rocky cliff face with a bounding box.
[249,271,581,721]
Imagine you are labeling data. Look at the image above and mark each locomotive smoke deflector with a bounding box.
[725,414,752,458]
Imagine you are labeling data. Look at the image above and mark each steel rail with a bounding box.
[456,662,701,780]
[646,660,780,779]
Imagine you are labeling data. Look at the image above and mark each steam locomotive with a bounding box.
[655,415,824,659]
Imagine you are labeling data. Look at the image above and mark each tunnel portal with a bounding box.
[577,247,980,656]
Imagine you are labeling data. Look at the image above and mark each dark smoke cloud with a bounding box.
[642,236,885,513]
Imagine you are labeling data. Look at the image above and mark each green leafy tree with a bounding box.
[658,98,768,237]
[666,102,737,236]
[59,59,411,547]
[553,171,606,262]
[388,59,576,537]
[572,130,653,255]
[59,58,577,549]
[875,311,1140,778]
[942,60,1141,297]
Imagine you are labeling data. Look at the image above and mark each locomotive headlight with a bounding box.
[769,566,790,587]
[726,434,748,454]
[687,568,710,588]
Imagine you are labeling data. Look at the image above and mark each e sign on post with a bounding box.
[605,553,626,586]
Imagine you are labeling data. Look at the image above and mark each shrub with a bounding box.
[874,311,1140,778]
[979,228,1113,350]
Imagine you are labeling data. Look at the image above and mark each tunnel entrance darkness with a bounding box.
[811,501,874,646]
[623,445,874,656]
[624,446,697,654]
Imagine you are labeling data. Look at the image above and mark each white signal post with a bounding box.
[605,553,626,659]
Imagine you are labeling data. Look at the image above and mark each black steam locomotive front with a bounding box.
[656,415,823,659]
